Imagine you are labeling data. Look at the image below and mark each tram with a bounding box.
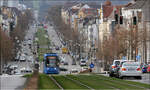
[43,53,60,74]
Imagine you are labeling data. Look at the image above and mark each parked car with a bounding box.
[80,60,86,66]
[147,64,150,73]
[81,67,88,72]
[4,65,13,75]
[109,60,127,77]
[141,64,148,73]
[60,67,68,71]
[117,62,142,79]
[19,53,26,62]
[71,69,78,74]
[20,67,32,73]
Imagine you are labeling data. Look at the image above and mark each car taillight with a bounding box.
[122,68,126,71]
[142,67,144,69]
[112,66,116,68]
[137,68,141,71]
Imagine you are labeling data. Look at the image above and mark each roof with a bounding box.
[124,0,150,21]
[88,4,101,9]
[62,2,78,10]
[124,0,146,9]
[71,3,85,9]
[82,8,97,17]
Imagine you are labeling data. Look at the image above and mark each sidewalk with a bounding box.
[0,74,26,90]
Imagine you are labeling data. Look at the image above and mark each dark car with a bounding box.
[64,62,68,65]
[109,60,127,77]
[60,67,68,71]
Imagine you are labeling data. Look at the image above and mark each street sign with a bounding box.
[122,56,126,60]
[136,55,141,61]
[90,63,95,68]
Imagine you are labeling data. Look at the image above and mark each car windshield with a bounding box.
[123,63,140,66]
[81,61,86,63]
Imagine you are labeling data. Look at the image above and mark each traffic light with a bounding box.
[133,16,137,25]
[120,16,123,24]
[115,14,118,24]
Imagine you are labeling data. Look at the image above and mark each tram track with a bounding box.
[93,74,148,90]
[69,75,119,90]
[50,75,64,90]
[63,75,94,90]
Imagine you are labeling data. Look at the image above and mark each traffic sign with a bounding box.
[136,55,141,61]
[90,63,95,68]
[122,56,126,60]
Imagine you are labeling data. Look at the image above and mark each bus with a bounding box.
[43,53,60,74]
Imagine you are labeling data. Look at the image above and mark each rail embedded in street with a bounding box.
[63,75,93,90]
[50,75,64,90]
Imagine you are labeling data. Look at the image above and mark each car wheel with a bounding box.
[120,76,124,79]
[109,73,113,77]
[136,76,142,80]
[116,74,119,78]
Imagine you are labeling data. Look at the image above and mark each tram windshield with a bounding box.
[46,56,57,67]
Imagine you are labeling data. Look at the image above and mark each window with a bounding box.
[45,56,57,67]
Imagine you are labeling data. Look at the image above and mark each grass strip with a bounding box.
[35,28,50,46]
[38,74,59,89]
[38,48,52,62]
[67,75,114,89]
[35,28,51,62]
[93,74,150,89]
[23,73,32,78]
[53,75,88,89]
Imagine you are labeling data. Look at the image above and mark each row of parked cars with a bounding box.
[2,64,33,75]
[109,60,150,79]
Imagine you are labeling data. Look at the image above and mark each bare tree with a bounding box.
[0,26,14,72]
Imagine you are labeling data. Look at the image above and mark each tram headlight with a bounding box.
[54,68,57,70]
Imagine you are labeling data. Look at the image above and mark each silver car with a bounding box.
[117,62,142,79]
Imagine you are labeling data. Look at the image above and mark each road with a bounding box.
[45,24,82,74]
[0,75,26,90]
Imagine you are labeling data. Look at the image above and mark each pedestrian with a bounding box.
[89,68,92,72]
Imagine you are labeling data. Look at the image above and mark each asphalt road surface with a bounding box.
[45,24,82,74]
[0,75,26,90]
